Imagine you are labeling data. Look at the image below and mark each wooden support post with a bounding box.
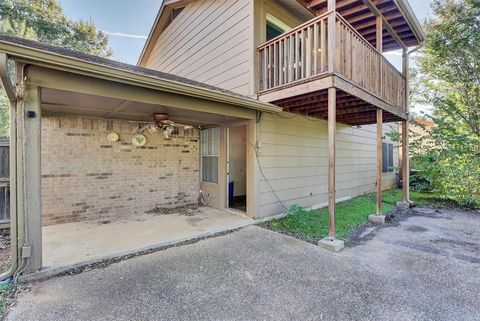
[318,86,344,252]
[376,16,384,99]
[376,16,383,52]
[22,85,43,273]
[376,109,383,215]
[327,0,335,11]
[327,0,336,74]
[327,87,336,238]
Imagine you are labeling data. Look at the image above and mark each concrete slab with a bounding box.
[41,207,252,274]
[318,237,345,252]
[368,214,386,224]
[397,201,413,209]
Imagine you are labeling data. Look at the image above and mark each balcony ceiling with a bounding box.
[272,89,404,125]
[297,0,423,51]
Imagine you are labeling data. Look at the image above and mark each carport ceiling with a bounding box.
[42,88,241,126]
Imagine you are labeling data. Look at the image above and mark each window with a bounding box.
[266,14,290,41]
[382,142,394,173]
[201,128,219,183]
[267,21,284,41]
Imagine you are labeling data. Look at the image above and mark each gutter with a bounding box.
[407,41,424,56]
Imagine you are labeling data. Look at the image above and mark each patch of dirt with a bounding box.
[146,205,199,217]
[0,232,11,274]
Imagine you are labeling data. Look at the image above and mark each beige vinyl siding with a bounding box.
[255,112,399,218]
[143,0,253,96]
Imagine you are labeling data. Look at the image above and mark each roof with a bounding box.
[415,118,434,128]
[0,35,281,114]
[138,0,187,66]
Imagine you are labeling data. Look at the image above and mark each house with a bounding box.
[410,117,434,148]
[0,0,424,278]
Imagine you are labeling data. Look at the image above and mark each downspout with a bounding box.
[402,41,425,203]
[0,53,27,281]
[404,40,425,116]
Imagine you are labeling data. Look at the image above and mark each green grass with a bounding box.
[260,188,457,243]
[0,284,14,316]
[384,189,459,208]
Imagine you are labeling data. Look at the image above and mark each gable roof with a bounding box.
[138,0,192,67]
[0,35,280,114]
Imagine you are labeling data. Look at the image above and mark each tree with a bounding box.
[412,0,480,207]
[0,0,112,57]
[0,0,112,135]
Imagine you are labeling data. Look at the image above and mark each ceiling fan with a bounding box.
[132,113,194,138]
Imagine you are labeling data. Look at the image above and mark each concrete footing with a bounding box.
[397,201,413,210]
[318,237,345,252]
[368,215,386,224]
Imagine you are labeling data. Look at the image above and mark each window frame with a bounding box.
[200,128,220,184]
[266,13,291,41]
[382,142,394,173]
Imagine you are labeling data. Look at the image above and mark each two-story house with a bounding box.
[0,0,424,277]
[138,0,424,242]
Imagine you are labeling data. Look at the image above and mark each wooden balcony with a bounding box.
[257,11,407,125]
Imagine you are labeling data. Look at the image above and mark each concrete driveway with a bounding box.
[6,207,480,321]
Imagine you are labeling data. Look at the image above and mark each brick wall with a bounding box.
[41,114,200,226]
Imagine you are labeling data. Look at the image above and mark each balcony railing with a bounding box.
[258,12,406,110]
[258,12,330,92]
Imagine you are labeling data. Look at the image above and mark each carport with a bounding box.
[0,35,280,276]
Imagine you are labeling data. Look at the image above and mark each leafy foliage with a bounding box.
[0,93,8,136]
[0,0,112,57]
[410,0,480,207]
[0,284,13,316]
[0,0,112,135]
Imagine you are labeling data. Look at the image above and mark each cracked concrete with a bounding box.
[5,207,480,321]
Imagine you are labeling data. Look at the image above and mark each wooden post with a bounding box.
[376,108,383,215]
[376,16,383,96]
[327,87,336,238]
[327,0,336,74]
[22,85,43,272]
[402,48,410,203]
[376,16,383,52]
[327,0,336,11]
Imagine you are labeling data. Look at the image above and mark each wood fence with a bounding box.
[0,136,9,227]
